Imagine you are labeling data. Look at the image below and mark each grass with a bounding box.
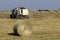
[0,10,60,40]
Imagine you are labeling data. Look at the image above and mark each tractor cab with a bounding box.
[10,7,29,19]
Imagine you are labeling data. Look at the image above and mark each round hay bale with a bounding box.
[13,20,32,36]
[17,24,32,36]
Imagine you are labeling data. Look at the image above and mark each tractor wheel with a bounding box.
[24,15,29,19]
[10,14,16,18]
[26,16,29,19]
[22,15,29,19]
[19,15,23,19]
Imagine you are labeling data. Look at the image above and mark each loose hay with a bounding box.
[13,20,32,36]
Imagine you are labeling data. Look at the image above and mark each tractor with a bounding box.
[10,7,29,19]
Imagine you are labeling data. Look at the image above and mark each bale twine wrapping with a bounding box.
[13,20,32,36]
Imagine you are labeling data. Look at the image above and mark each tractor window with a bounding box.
[12,9,15,14]
[15,10,17,15]
[21,9,23,13]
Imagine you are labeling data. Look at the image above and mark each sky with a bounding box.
[0,0,60,10]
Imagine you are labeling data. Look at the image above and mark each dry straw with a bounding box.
[13,19,32,36]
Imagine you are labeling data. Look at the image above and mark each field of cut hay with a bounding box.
[0,10,60,40]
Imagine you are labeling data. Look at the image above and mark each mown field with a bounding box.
[0,10,60,40]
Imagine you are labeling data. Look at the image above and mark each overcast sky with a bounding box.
[0,0,60,10]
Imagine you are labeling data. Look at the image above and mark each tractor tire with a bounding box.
[10,14,16,19]
[26,16,29,19]
[22,15,29,19]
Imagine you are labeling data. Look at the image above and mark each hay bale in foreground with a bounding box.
[13,21,32,36]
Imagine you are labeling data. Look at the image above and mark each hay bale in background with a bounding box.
[13,20,32,36]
